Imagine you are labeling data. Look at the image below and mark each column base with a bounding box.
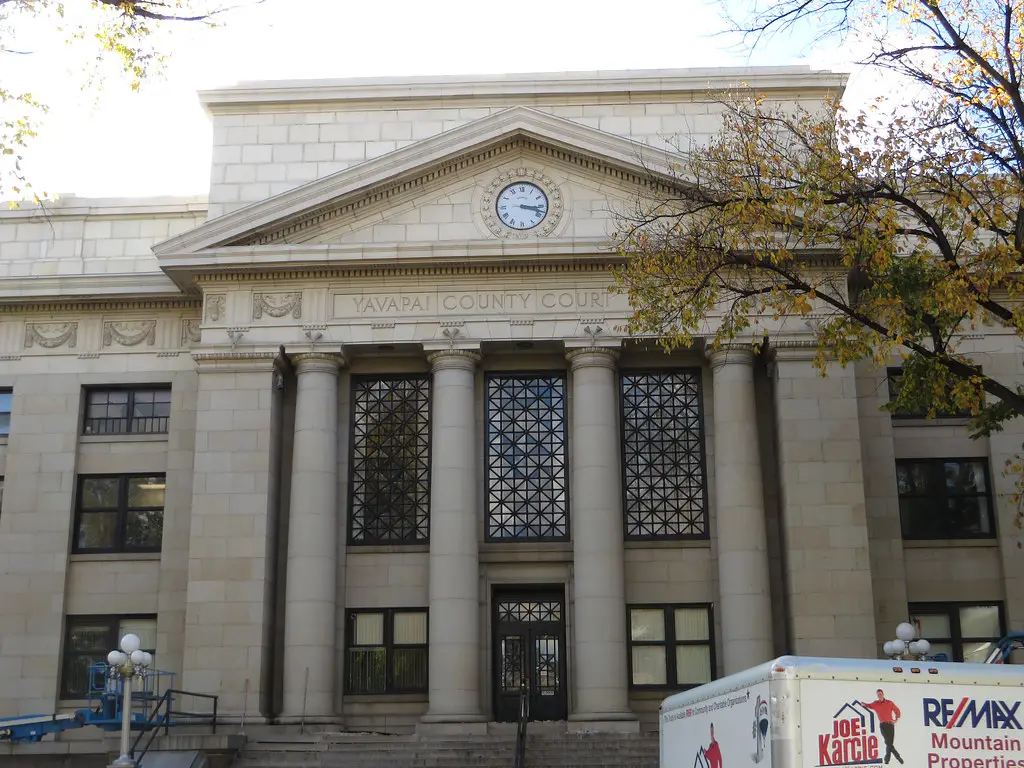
[417,713,489,736]
[568,712,640,733]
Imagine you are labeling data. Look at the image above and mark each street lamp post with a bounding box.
[107,634,152,768]
[883,622,932,661]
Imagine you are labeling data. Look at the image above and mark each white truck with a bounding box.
[660,655,1024,768]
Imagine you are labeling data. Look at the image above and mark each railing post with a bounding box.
[165,690,171,737]
[212,696,218,735]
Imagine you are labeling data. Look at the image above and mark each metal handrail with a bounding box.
[129,688,219,766]
[131,690,171,762]
[513,682,529,768]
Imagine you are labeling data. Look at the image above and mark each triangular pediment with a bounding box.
[153,106,685,263]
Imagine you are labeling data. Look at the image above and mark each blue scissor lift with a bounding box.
[0,663,216,745]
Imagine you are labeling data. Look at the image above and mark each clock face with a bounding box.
[495,182,548,230]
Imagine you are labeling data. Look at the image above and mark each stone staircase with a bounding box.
[232,730,660,768]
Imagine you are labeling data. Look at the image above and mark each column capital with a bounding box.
[427,348,481,372]
[292,352,345,375]
[706,343,757,370]
[566,346,620,371]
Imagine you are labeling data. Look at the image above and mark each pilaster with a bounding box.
[771,343,877,658]
[183,350,278,720]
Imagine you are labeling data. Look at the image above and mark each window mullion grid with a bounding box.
[116,476,129,551]
[384,609,394,693]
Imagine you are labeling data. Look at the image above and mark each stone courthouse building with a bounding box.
[0,66,1021,737]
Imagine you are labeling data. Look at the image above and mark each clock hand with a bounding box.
[518,204,546,212]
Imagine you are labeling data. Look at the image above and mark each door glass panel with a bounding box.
[674,608,709,642]
[676,645,712,685]
[960,606,1000,638]
[631,646,667,685]
[630,608,665,642]
[911,613,951,639]
[535,635,559,694]
[500,636,524,693]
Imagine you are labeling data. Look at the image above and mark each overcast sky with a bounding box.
[6,0,880,199]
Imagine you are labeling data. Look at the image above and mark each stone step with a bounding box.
[233,731,659,768]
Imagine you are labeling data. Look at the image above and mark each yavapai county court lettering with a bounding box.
[336,289,624,318]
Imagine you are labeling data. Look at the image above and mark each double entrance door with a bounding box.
[492,587,568,723]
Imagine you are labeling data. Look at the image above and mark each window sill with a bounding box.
[624,539,712,550]
[80,434,169,444]
[480,541,573,562]
[347,544,430,555]
[902,539,999,549]
[69,552,162,562]
[891,417,972,428]
[342,693,428,703]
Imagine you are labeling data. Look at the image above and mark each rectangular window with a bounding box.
[895,458,996,540]
[627,604,714,690]
[62,615,157,698]
[909,602,1005,663]
[345,609,428,694]
[74,474,166,553]
[887,368,973,419]
[83,387,171,435]
[348,375,431,544]
[620,370,709,540]
[0,389,11,436]
[485,374,568,541]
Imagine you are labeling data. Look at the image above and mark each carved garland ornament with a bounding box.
[103,320,157,347]
[24,322,78,349]
[181,319,202,346]
[481,169,564,240]
[253,292,302,320]
[205,295,225,322]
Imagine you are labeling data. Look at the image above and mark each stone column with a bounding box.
[281,352,343,722]
[566,346,635,729]
[420,348,485,731]
[708,345,774,674]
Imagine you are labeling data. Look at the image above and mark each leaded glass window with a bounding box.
[349,376,430,544]
[485,374,568,541]
[620,370,708,539]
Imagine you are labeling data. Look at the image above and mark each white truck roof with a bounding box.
[660,655,1024,716]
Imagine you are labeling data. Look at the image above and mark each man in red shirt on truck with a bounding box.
[860,689,904,765]
[704,724,722,768]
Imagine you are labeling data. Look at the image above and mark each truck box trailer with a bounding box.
[660,655,1024,768]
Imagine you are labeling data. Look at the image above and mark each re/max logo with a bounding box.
[923,698,1022,729]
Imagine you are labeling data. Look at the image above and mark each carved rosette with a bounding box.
[205,294,225,322]
[253,292,303,320]
[481,168,564,239]
[24,322,78,349]
[103,320,157,348]
[181,319,202,346]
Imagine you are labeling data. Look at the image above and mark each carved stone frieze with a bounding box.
[181,319,202,346]
[253,292,302,320]
[205,294,225,322]
[24,322,78,349]
[103,320,157,347]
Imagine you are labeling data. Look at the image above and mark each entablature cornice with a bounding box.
[0,297,201,314]
[188,258,618,286]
